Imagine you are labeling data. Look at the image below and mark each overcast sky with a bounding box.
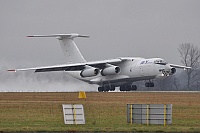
[1,0,200,67]
[0,0,200,91]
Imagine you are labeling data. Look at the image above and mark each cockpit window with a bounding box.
[154,59,167,65]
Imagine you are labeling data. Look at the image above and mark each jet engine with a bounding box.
[80,67,100,77]
[170,67,176,75]
[161,67,176,76]
[101,66,121,76]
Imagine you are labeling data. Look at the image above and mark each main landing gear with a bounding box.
[98,85,115,92]
[98,84,137,92]
[119,85,137,91]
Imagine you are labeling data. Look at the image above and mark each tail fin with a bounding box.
[27,33,89,64]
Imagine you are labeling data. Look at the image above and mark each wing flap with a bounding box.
[35,65,85,72]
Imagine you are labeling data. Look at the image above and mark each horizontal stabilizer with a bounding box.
[27,34,89,39]
[27,33,89,63]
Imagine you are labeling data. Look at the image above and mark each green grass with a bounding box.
[0,92,200,132]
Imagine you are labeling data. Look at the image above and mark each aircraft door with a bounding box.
[139,66,144,76]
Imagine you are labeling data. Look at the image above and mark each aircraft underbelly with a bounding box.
[66,71,156,86]
[82,74,156,86]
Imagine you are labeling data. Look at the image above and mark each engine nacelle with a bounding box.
[80,68,100,77]
[170,67,176,75]
[101,66,121,76]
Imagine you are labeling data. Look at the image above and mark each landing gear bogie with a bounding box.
[119,85,137,91]
[98,86,115,92]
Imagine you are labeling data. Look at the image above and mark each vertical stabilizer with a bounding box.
[27,34,89,64]
[58,36,86,64]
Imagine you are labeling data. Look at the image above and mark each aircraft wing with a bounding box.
[8,58,123,73]
[170,64,191,70]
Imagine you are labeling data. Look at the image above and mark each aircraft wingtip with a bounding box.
[7,69,17,72]
[27,35,33,37]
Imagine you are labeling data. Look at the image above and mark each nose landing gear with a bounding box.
[145,82,154,87]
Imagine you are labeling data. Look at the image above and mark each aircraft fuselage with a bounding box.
[67,57,171,88]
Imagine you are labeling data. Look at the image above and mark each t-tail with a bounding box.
[27,33,89,64]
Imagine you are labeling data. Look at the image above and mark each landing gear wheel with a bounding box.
[98,87,103,92]
[131,85,137,90]
[110,86,115,91]
[98,85,116,92]
[150,82,154,87]
[120,85,137,91]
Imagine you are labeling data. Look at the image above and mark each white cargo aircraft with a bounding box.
[8,34,191,92]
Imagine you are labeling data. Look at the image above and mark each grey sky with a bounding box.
[1,0,200,67]
[0,0,200,92]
